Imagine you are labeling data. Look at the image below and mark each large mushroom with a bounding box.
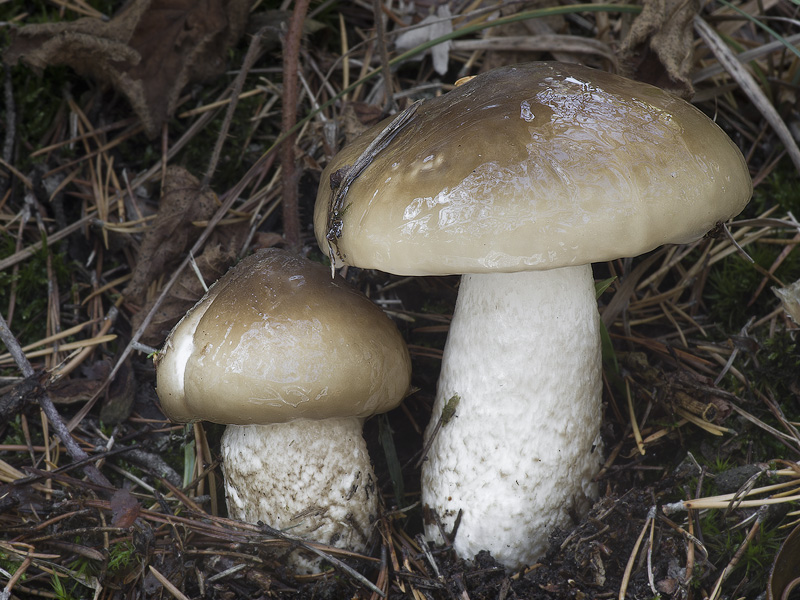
[155,248,411,570]
[313,62,752,568]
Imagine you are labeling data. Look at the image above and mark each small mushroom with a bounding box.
[155,248,411,570]
[314,62,752,568]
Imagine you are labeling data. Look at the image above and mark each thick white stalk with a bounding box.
[221,417,377,572]
[421,265,603,569]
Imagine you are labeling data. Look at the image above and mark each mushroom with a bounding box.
[313,62,752,568]
[155,248,411,570]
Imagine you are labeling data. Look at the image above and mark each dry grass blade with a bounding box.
[0,213,96,271]
[618,507,656,600]
[693,16,800,170]
[451,34,617,66]
[0,334,116,364]
[708,506,768,600]
[693,31,800,82]
[148,566,191,600]
[0,311,112,489]
[665,476,800,512]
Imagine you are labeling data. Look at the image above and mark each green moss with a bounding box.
[705,242,800,331]
[701,515,782,595]
[749,162,800,216]
[8,64,73,158]
[754,330,800,399]
[0,550,26,581]
[682,462,786,596]
[107,540,137,574]
[706,248,769,329]
[0,415,38,448]
[0,233,72,345]
[704,159,800,330]
[173,90,272,188]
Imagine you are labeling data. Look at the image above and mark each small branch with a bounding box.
[0,311,113,490]
[202,27,267,189]
[372,0,396,112]
[2,65,15,169]
[708,505,768,600]
[256,522,385,597]
[694,14,800,171]
[325,100,422,267]
[280,0,312,253]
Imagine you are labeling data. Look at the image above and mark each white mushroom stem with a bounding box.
[221,417,378,572]
[421,265,603,569]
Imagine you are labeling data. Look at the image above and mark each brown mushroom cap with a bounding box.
[314,62,752,276]
[156,249,411,425]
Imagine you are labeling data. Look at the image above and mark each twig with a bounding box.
[646,511,657,595]
[618,506,655,600]
[693,15,800,171]
[0,311,112,490]
[257,522,385,597]
[202,27,267,189]
[708,505,768,600]
[324,99,422,267]
[280,0,311,253]
[149,566,191,600]
[416,535,441,579]
[372,0,396,112]
[2,66,15,200]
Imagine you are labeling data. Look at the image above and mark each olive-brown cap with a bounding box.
[155,249,411,425]
[314,62,752,276]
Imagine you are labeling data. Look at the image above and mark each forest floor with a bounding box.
[1,1,800,599]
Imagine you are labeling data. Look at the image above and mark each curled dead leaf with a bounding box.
[47,360,111,405]
[341,102,387,143]
[618,0,699,99]
[132,238,244,346]
[100,357,136,426]
[4,0,250,137]
[124,164,251,345]
[124,166,217,305]
[111,488,141,528]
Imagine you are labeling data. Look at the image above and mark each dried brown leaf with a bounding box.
[133,229,247,346]
[4,0,250,138]
[48,360,111,405]
[618,0,699,99]
[47,379,104,405]
[341,102,386,143]
[476,1,567,70]
[100,357,135,426]
[111,488,141,528]
[124,166,217,304]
